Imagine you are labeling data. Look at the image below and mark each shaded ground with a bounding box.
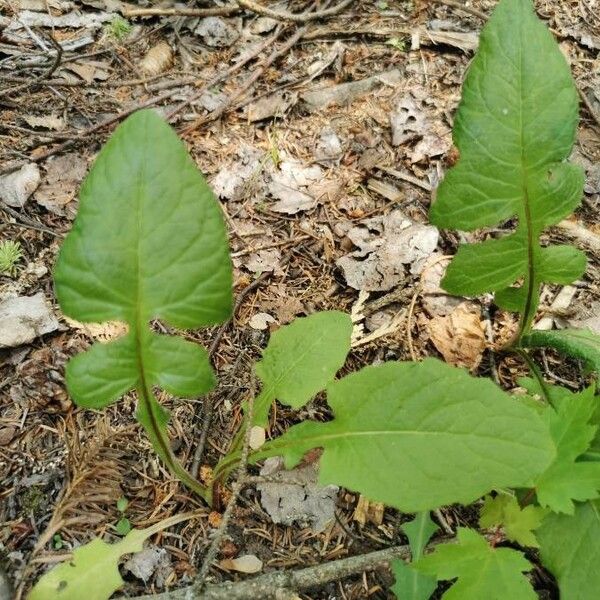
[0,1,599,598]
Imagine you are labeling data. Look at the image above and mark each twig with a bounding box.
[166,24,286,120]
[122,5,240,18]
[0,204,63,238]
[578,85,600,128]
[181,25,309,133]
[195,381,256,592]
[237,0,355,22]
[431,0,488,20]
[0,88,183,177]
[139,543,411,600]
[406,283,422,362]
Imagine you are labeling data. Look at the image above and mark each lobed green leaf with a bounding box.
[391,512,438,600]
[522,328,600,373]
[538,500,600,600]
[54,110,232,497]
[252,359,555,512]
[414,528,536,600]
[430,0,584,332]
[253,311,352,425]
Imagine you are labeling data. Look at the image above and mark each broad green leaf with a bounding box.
[430,0,584,332]
[414,528,536,600]
[29,514,192,600]
[535,387,600,513]
[252,359,555,512]
[391,512,438,600]
[253,311,352,425]
[479,494,546,547]
[54,110,232,498]
[522,328,600,373]
[537,500,600,600]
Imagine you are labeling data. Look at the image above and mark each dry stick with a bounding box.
[237,0,355,22]
[190,265,280,477]
[166,24,286,121]
[578,85,600,128]
[181,24,309,134]
[122,5,240,17]
[138,543,411,600]
[0,87,183,177]
[431,0,488,20]
[0,203,63,238]
[195,382,256,592]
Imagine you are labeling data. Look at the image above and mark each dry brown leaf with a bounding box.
[64,317,127,342]
[139,41,173,76]
[427,303,486,371]
[353,495,385,526]
[219,554,263,574]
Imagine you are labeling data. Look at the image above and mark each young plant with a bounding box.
[0,239,23,276]
[428,0,600,368]
[54,110,233,502]
[50,1,600,596]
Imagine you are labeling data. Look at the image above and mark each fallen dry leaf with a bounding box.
[353,495,385,526]
[427,303,486,371]
[219,554,263,574]
[0,163,40,207]
[249,312,276,330]
[337,211,438,291]
[257,456,338,533]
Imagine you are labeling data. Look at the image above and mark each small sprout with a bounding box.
[116,496,129,513]
[115,496,131,535]
[104,16,132,41]
[0,240,23,277]
[52,533,64,550]
[386,37,408,52]
[115,517,132,536]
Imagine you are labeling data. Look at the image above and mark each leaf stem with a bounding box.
[137,384,210,503]
[517,349,552,404]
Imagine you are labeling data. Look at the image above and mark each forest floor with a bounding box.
[0,0,599,598]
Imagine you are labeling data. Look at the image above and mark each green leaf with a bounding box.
[522,329,600,373]
[29,514,192,600]
[115,517,131,536]
[54,110,232,498]
[403,512,438,558]
[535,387,600,513]
[392,513,438,600]
[414,528,536,600]
[538,500,600,600]
[253,359,555,512]
[430,0,584,333]
[479,495,546,547]
[253,311,352,426]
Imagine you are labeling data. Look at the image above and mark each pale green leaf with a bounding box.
[391,512,438,600]
[414,528,536,600]
[522,328,600,373]
[535,387,600,513]
[253,359,555,512]
[479,495,546,547]
[430,0,584,330]
[392,560,437,600]
[29,514,192,600]
[403,512,438,558]
[538,500,600,600]
[253,311,352,425]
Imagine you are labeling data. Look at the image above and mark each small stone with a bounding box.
[0,163,40,207]
[0,293,59,348]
